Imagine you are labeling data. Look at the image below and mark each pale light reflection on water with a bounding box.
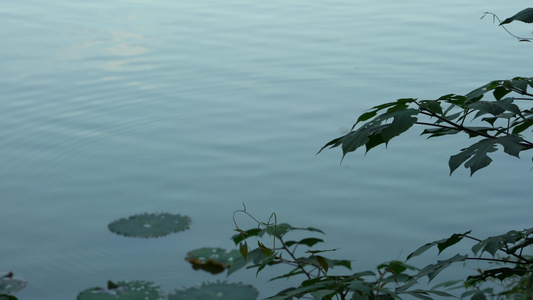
[1,1,532,299]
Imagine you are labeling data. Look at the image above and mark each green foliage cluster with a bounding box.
[229,208,532,300]
[319,77,533,175]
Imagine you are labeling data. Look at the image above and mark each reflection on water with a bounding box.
[1,1,532,299]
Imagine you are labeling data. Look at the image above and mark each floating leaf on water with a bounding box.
[0,271,27,294]
[77,280,163,300]
[168,281,258,300]
[108,213,191,238]
[185,248,241,274]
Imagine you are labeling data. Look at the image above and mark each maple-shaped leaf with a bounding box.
[448,136,526,176]
[319,108,418,158]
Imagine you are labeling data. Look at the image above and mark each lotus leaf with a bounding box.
[185,247,241,274]
[77,280,162,300]
[0,271,27,294]
[168,281,258,300]
[108,213,191,238]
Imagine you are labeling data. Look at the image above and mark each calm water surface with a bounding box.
[1,1,532,299]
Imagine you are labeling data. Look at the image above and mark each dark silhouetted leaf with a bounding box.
[421,128,460,138]
[316,256,329,274]
[227,248,268,276]
[512,117,533,134]
[419,101,443,115]
[449,136,525,175]
[400,289,456,300]
[266,278,339,300]
[377,261,417,275]
[493,86,511,100]
[501,9,533,25]
[231,228,262,244]
[471,230,525,256]
[108,213,191,238]
[239,242,248,261]
[319,109,418,158]
[467,267,529,284]
[284,238,324,248]
[397,254,468,292]
[468,98,523,119]
[407,231,471,260]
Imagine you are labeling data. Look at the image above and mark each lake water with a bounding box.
[1,1,532,299]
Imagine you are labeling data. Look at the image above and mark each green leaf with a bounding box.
[268,268,307,281]
[467,98,523,119]
[257,241,274,257]
[239,242,248,261]
[227,248,267,276]
[306,248,339,255]
[319,109,418,158]
[377,261,417,275]
[355,110,379,126]
[448,136,525,175]
[467,267,529,284]
[371,98,416,112]
[493,86,511,100]
[400,289,456,300]
[168,281,259,300]
[512,117,533,134]
[396,254,468,292]
[378,109,419,142]
[316,256,329,274]
[465,82,492,103]
[418,100,443,115]
[107,213,191,238]
[500,8,533,25]
[438,94,468,107]
[231,228,262,244]
[107,281,119,290]
[471,230,524,256]
[77,281,162,300]
[0,295,18,300]
[295,226,325,234]
[185,247,242,275]
[266,278,337,300]
[256,253,278,275]
[407,231,471,260]
[284,238,324,248]
[264,223,293,238]
[421,128,460,138]
[310,289,337,299]
[470,291,488,300]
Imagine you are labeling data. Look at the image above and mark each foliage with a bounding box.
[108,212,191,238]
[230,208,532,300]
[168,281,259,300]
[319,77,533,175]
